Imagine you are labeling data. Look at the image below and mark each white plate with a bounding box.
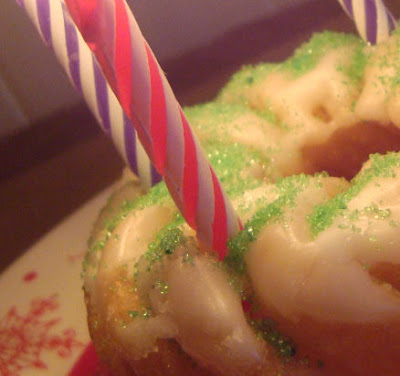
[0,185,115,376]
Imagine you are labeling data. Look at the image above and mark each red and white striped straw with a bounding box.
[65,0,241,259]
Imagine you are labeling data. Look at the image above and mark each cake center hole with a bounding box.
[369,262,400,292]
[301,122,400,180]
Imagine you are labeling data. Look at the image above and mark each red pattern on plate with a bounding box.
[67,251,86,264]
[0,295,83,376]
[23,271,38,282]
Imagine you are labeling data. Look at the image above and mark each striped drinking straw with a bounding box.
[15,0,161,188]
[64,0,242,259]
[337,0,396,44]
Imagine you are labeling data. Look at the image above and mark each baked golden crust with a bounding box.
[85,267,325,376]
[85,268,214,376]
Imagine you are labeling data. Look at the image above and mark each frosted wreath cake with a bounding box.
[82,30,400,376]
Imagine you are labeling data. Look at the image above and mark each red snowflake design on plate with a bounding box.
[23,271,38,283]
[0,295,83,376]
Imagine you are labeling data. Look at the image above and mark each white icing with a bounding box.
[165,250,263,374]
[99,205,174,271]
[355,38,400,128]
[247,167,400,323]
[88,198,265,372]
[255,48,360,177]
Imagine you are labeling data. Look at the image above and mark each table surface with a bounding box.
[1,0,399,273]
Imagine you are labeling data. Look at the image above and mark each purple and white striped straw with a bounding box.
[337,0,397,44]
[16,0,161,188]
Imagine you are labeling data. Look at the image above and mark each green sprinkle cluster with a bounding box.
[226,174,317,274]
[83,182,172,276]
[368,27,400,93]
[127,308,151,319]
[252,318,296,359]
[153,280,169,295]
[218,31,366,110]
[139,223,186,273]
[185,102,269,196]
[281,31,363,78]
[309,153,400,236]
